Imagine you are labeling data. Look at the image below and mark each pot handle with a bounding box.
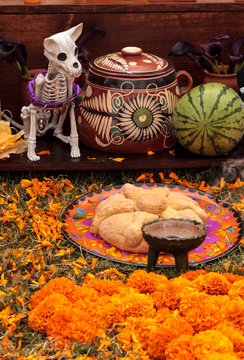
[176,70,193,96]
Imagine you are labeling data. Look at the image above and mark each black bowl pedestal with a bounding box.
[142,218,207,275]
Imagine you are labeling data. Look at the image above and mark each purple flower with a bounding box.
[0,35,30,77]
[77,24,106,64]
[168,34,244,74]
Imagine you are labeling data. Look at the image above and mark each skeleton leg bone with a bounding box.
[27,107,40,161]
[53,111,71,144]
[53,104,80,158]
[20,106,31,138]
[69,104,80,158]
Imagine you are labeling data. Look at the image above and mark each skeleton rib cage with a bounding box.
[38,73,68,103]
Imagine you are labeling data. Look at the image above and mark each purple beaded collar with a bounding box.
[26,71,82,108]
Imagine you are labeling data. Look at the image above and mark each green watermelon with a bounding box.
[172,82,244,156]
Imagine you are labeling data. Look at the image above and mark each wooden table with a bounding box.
[1,135,243,171]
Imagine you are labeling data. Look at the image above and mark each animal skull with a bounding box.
[43,23,83,79]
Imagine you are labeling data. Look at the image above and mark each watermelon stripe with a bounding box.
[199,84,207,119]
[175,129,202,147]
[173,83,244,156]
[174,110,199,124]
[209,128,239,144]
[208,125,244,133]
[198,127,206,154]
[210,107,244,124]
[207,85,229,120]
[223,94,240,113]
[187,91,202,119]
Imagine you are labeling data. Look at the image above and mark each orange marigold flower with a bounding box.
[222,298,244,331]
[214,320,244,352]
[165,334,195,360]
[222,272,244,284]
[179,291,222,331]
[147,314,194,360]
[151,279,194,311]
[155,307,173,323]
[47,306,100,348]
[46,306,74,347]
[212,295,231,309]
[193,272,231,295]
[192,330,233,359]
[68,285,99,304]
[196,352,239,360]
[28,293,71,333]
[94,296,125,329]
[29,277,76,309]
[170,276,196,292]
[119,292,156,319]
[228,280,244,300]
[180,269,207,281]
[83,278,124,297]
[118,316,156,350]
[236,351,244,359]
[126,270,168,294]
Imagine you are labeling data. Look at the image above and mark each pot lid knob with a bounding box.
[121,46,142,57]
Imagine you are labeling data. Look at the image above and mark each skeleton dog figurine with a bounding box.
[20,23,83,161]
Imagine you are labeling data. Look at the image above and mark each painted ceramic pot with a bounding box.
[203,66,238,92]
[76,46,193,153]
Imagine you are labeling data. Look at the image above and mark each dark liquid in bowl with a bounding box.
[144,219,204,239]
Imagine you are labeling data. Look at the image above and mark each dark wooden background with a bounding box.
[1,0,244,121]
[0,1,243,171]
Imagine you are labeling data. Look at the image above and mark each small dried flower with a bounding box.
[0,120,27,159]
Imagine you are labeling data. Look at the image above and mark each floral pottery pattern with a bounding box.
[76,47,192,153]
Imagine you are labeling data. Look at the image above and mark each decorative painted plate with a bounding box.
[63,183,243,267]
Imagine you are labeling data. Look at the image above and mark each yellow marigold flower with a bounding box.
[192,330,233,359]
[165,334,195,360]
[28,293,71,333]
[228,280,244,300]
[193,272,231,295]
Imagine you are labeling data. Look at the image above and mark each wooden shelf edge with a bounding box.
[0,137,243,172]
[0,1,243,14]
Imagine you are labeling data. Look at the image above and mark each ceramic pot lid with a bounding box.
[89,46,174,78]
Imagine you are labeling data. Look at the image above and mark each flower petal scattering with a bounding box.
[0,175,243,358]
[0,120,27,159]
[27,270,244,359]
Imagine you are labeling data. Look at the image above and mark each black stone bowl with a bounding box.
[141,218,207,275]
